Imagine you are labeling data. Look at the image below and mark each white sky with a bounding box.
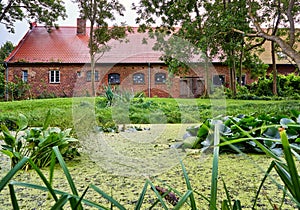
[0,0,139,46]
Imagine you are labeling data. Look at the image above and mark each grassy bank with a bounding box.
[0,97,299,129]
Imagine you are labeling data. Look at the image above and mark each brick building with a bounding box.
[4,19,297,99]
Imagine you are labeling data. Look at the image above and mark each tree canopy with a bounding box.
[233,0,300,69]
[0,0,67,33]
[75,0,132,96]
[134,0,299,97]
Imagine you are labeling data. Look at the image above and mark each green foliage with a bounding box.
[0,1,66,33]
[252,129,300,209]
[0,112,79,169]
[249,74,300,98]
[6,77,31,101]
[179,111,300,155]
[0,41,14,99]
[1,120,300,209]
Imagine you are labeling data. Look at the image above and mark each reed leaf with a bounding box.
[252,161,276,209]
[222,178,232,210]
[74,186,90,209]
[210,124,220,210]
[8,184,19,210]
[90,184,126,210]
[0,157,28,191]
[173,190,192,210]
[9,181,108,209]
[53,146,78,196]
[27,158,58,201]
[147,180,168,210]
[180,160,196,209]
[232,200,242,210]
[221,200,230,210]
[134,181,148,210]
[280,129,300,203]
[51,194,69,210]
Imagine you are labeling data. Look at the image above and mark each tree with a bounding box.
[134,0,264,97]
[0,41,14,98]
[0,0,67,33]
[76,0,131,96]
[236,0,300,70]
[134,0,217,96]
[204,0,253,96]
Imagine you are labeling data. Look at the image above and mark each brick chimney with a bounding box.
[77,18,86,35]
[29,22,37,30]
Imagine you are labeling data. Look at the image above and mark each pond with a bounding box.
[0,124,297,209]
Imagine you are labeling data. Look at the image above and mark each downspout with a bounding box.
[4,62,8,101]
[148,62,151,97]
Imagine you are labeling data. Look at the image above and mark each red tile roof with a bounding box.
[5,25,294,65]
[5,26,164,64]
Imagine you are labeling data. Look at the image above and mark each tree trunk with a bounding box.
[229,51,236,97]
[204,55,210,97]
[271,41,278,96]
[232,59,237,97]
[238,43,244,86]
[89,20,96,97]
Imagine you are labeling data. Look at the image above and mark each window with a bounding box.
[236,75,246,86]
[155,73,166,84]
[77,71,81,77]
[133,73,145,84]
[212,75,225,86]
[108,73,120,85]
[95,71,99,81]
[86,70,99,82]
[86,71,91,82]
[22,70,28,82]
[49,70,60,83]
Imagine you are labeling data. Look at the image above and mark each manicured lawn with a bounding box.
[0,97,299,129]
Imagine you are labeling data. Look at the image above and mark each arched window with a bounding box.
[108,73,120,85]
[155,73,166,84]
[133,73,145,84]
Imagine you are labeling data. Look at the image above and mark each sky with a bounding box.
[0,0,139,46]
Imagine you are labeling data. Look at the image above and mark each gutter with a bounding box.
[4,62,8,101]
[148,62,151,97]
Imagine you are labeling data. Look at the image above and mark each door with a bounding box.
[180,77,204,98]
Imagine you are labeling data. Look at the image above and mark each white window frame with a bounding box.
[22,70,28,82]
[49,70,60,84]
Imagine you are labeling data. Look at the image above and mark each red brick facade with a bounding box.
[7,62,259,98]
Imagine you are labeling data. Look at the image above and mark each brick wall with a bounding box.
[8,62,295,98]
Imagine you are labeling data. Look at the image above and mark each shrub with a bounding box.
[0,112,79,169]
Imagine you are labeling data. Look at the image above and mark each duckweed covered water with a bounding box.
[0,124,297,209]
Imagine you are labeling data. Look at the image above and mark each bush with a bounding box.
[0,112,79,169]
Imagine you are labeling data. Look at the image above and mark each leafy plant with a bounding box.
[0,111,79,168]
[179,111,300,155]
[252,128,300,209]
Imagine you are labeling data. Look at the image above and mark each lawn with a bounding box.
[0,97,299,128]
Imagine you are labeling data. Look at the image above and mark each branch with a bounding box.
[286,0,295,46]
[0,0,13,22]
[231,28,258,37]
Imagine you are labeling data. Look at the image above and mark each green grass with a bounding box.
[0,97,299,129]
